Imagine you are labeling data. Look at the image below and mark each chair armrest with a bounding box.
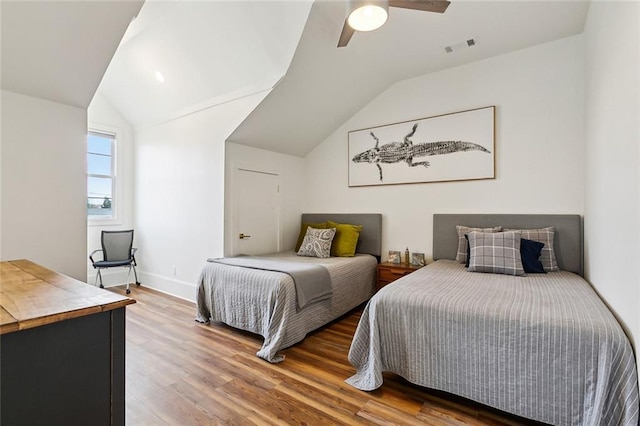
[89,249,103,264]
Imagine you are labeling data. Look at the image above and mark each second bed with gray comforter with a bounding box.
[347,214,639,425]
[346,260,639,425]
[197,251,377,363]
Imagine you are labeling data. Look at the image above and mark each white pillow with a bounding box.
[297,227,336,258]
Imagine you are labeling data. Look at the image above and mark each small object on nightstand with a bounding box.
[412,252,425,267]
[377,261,423,291]
[404,247,410,264]
[388,250,401,264]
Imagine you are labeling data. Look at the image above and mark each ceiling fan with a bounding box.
[338,0,450,47]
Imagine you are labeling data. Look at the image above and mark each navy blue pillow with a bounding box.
[464,234,470,267]
[520,238,546,273]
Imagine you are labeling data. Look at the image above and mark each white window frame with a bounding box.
[87,125,121,225]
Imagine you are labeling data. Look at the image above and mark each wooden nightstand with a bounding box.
[377,262,423,290]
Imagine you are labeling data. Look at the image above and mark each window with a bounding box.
[87,130,116,219]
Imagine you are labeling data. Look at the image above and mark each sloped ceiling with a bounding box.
[228,0,590,157]
[21,0,589,157]
[97,0,312,128]
[1,0,144,109]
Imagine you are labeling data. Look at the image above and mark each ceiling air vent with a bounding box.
[445,38,476,53]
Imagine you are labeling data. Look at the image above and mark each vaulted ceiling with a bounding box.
[2,0,591,159]
[229,0,590,157]
[1,0,144,109]
[97,0,313,128]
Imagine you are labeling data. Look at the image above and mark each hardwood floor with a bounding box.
[111,286,541,425]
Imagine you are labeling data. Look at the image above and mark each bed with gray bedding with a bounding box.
[346,214,639,425]
[197,213,381,363]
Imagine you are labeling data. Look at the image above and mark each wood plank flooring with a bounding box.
[111,286,542,425]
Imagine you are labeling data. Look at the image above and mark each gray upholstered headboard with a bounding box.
[433,214,583,275]
[301,213,382,260]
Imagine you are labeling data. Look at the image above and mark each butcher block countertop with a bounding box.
[0,259,135,335]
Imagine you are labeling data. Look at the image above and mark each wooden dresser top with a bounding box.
[0,259,135,335]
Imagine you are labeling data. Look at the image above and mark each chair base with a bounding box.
[94,264,140,295]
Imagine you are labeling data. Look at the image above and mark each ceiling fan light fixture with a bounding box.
[348,1,389,32]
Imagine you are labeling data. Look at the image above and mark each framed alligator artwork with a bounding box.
[348,106,495,187]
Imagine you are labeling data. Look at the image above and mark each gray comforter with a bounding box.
[346,260,639,425]
[207,256,331,309]
[197,252,376,363]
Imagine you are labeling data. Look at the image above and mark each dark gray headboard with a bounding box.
[301,213,382,259]
[433,214,583,275]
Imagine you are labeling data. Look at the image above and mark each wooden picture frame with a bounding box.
[348,106,495,187]
[388,250,401,264]
[412,252,425,267]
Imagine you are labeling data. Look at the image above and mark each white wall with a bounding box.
[86,91,136,286]
[1,90,87,280]
[134,91,268,301]
[225,143,306,255]
[304,36,584,260]
[583,1,639,361]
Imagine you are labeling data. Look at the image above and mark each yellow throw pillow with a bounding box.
[327,221,363,257]
[295,222,327,251]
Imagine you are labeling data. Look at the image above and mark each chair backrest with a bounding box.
[101,230,134,262]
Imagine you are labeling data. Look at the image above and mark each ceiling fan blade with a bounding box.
[388,0,450,13]
[337,19,356,47]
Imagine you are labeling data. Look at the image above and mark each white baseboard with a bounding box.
[88,268,196,303]
[136,270,196,303]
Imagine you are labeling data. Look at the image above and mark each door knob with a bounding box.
[239,233,251,239]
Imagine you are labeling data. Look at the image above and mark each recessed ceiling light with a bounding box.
[154,70,165,83]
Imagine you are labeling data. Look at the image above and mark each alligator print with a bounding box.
[351,123,491,182]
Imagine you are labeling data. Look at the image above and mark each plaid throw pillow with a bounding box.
[297,227,336,258]
[505,227,558,272]
[467,231,525,276]
[456,225,502,263]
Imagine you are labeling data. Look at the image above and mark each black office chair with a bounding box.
[90,230,140,294]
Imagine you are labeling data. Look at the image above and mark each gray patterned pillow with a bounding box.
[505,226,558,272]
[467,231,525,276]
[297,227,336,258]
[456,225,502,263]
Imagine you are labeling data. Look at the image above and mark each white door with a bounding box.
[232,167,280,255]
